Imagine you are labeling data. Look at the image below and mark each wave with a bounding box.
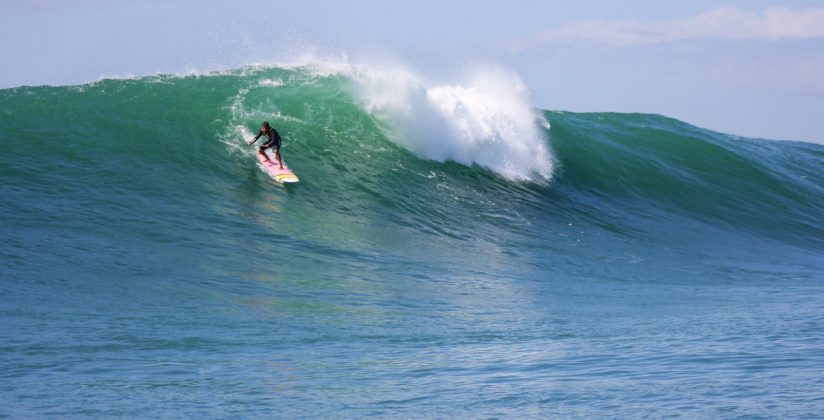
[1,60,822,254]
[548,111,824,249]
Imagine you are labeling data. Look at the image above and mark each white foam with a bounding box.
[257,78,284,87]
[300,56,555,181]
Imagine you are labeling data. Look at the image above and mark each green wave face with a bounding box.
[1,65,822,279]
[548,111,824,249]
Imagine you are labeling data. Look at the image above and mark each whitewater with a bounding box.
[1,59,823,418]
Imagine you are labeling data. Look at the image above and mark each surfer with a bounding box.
[248,121,283,169]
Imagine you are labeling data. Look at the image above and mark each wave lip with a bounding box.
[345,62,555,181]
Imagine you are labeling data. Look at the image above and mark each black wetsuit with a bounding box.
[254,128,282,150]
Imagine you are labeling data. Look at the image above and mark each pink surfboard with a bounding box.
[257,152,299,183]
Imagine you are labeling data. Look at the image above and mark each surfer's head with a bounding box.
[261,121,270,132]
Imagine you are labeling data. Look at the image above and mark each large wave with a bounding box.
[1,61,822,253]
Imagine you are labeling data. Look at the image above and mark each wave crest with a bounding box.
[345,62,555,181]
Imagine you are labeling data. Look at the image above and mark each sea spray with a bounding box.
[345,62,555,181]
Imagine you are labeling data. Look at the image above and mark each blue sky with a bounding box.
[2,0,824,143]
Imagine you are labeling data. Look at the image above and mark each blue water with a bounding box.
[1,66,823,417]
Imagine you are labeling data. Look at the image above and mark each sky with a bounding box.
[2,0,824,143]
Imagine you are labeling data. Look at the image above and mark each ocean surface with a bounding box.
[1,63,823,418]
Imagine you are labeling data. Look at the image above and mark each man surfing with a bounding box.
[248,121,284,169]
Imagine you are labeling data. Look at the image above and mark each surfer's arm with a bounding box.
[248,131,263,145]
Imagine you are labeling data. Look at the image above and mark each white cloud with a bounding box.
[537,7,824,46]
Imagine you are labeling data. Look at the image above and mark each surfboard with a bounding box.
[257,152,299,183]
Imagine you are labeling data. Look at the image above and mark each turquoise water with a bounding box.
[1,66,823,417]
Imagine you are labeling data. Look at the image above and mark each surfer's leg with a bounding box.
[258,146,272,162]
[275,148,284,169]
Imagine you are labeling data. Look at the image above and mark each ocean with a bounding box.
[1,62,823,417]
